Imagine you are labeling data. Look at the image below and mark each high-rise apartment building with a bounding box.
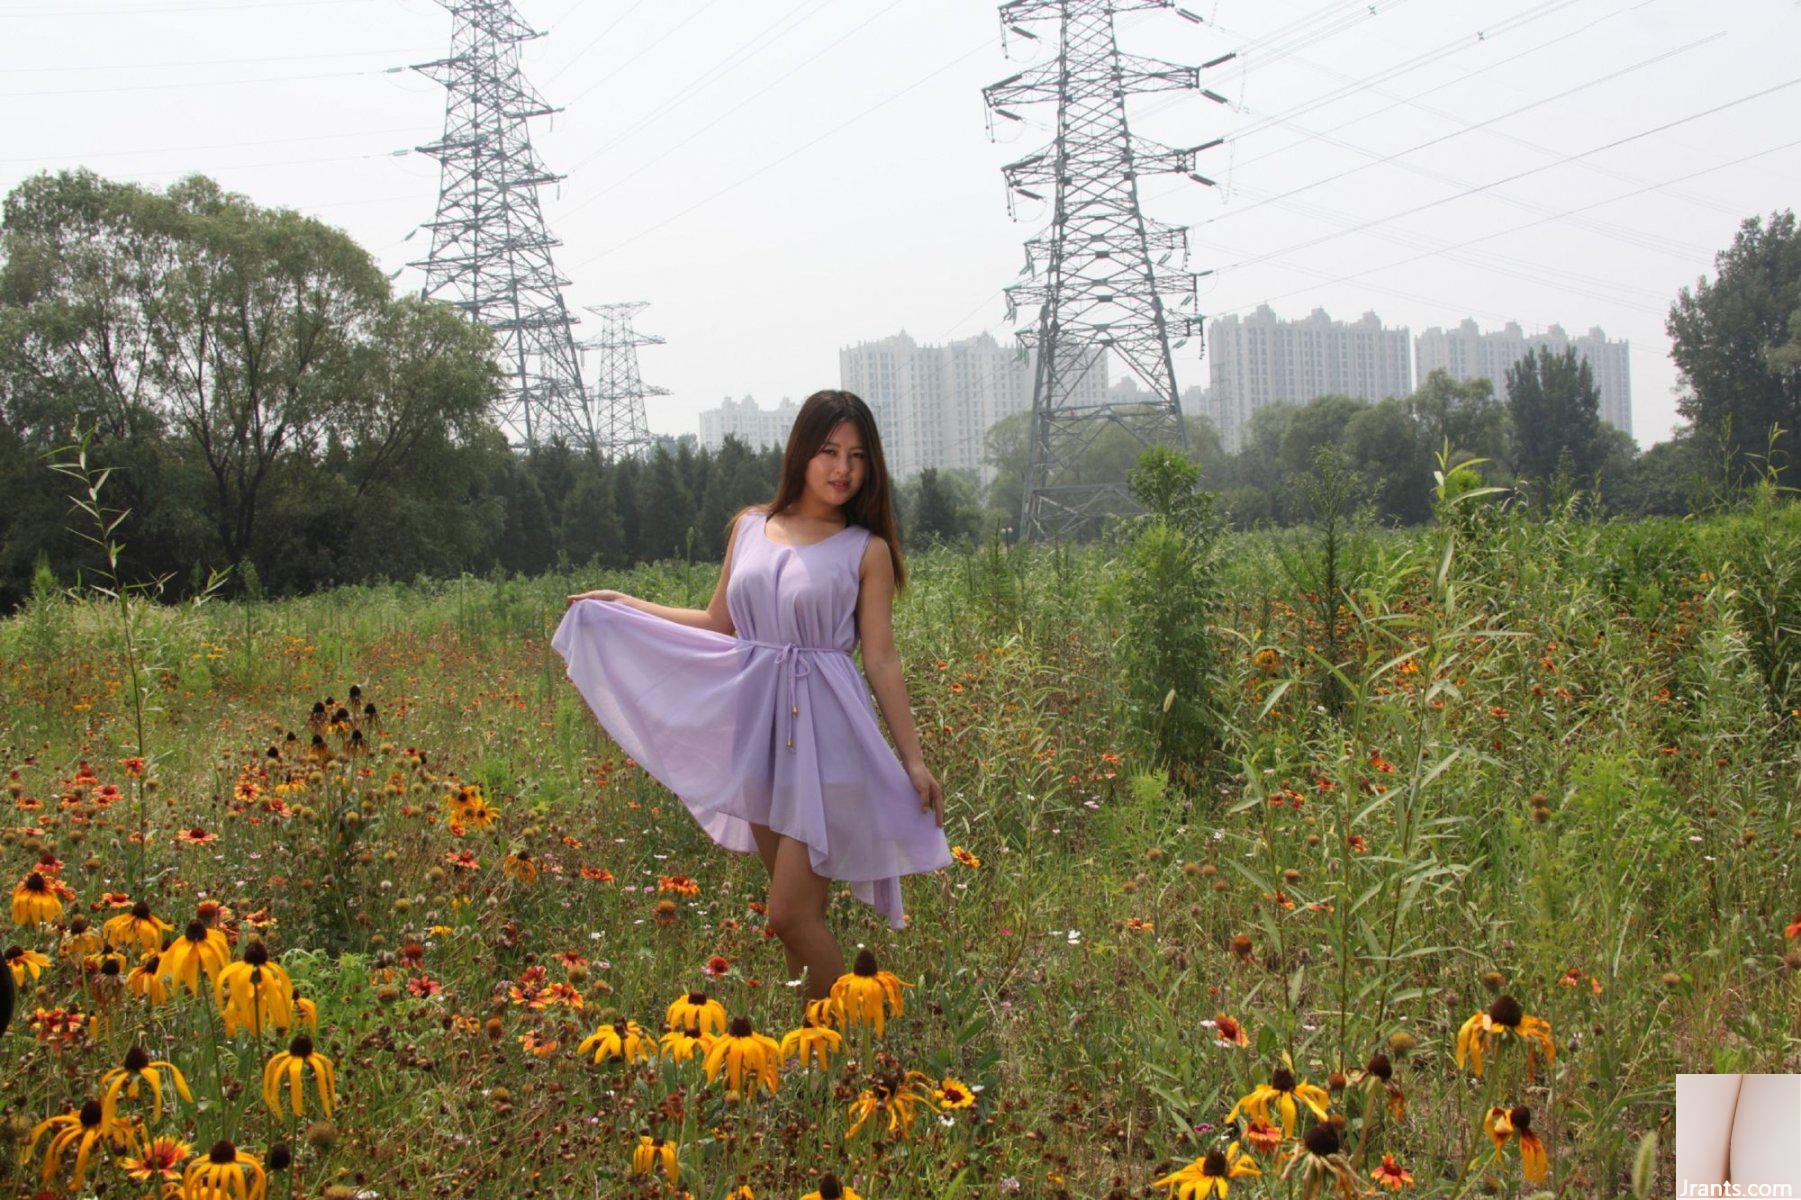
[1415,319,1631,436]
[839,331,1105,485]
[1207,305,1413,453]
[697,395,805,454]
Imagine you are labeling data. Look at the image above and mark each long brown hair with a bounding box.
[732,389,907,594]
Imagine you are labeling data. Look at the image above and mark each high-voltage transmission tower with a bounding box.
[579,303,664,464]
[983,0,1231,542]
[411,1,619,458]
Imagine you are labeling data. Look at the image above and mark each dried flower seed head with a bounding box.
[269,1143,292,1171]
[1480,971,1506,993]
[1302,1122,1341,1157]
[1386,1030,1416,1055]
[1327,1071,1347,1092]
[1365,1052,1392,1080]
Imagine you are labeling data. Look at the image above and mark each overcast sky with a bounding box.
[6,0,1800,450]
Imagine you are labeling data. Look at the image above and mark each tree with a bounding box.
[1410,369,1509,468]
[1668,210,1801,487]
[910,467,963,546]
[0,168,501,576]
[1505,345,1605,487]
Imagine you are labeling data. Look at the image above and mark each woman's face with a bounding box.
[806,419,868,510]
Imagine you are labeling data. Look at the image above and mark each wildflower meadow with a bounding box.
[2,440,1799,1200]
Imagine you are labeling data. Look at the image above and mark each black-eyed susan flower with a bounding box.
[160,921,231,995]
[778,1017,843,1072]
[805,995,844,1031]
[1152,1142,1261,1198]
[800,1173,862,1200]
[121,1133,191,1183]
[262,1034,336,1119]
[101,1044,193,1123]
[1227,1060,1331,1137]
[289,987,318,1031]
[580,1017,655,1066]
[104,900,173,956]
[26,1098,142,1191]
[58,914,103,958]
[702,1016,780,1099]
[215,940,293,1037]
[630,1133,680,1185]
[12,871,63,926]
[933,1077,975,1110]
[844,1068,935,1140]
[951,845,981,869]
[659,1024,714,1064]
[666,990,727,1036]
[1455,995,1555,1080]
[1483,1104,1548,1183]
[501,851,538,884]
[830,949,912,1037]
[183,1139,267,1200]
[1278,1122,1361,1200]
[1371,1153,1415,1190]
[6,945,50,985]
[128,952,171,1006]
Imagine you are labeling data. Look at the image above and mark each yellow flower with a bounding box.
[1153,1142,1262,1198]
[1227,1061,1331,1137]
[262,1034,337,1119]
[778,1018,844,1072]
[805,995,844,1030]
[6,945,50,985]
[1483,1104,1548,1183]
[183,1138,267,1200]
[159,921,231,995]
[128,952,172,1005]
[100,1044,194,1124]
[12,871,63,926]
[25,1098,143,1191]
[800,1172,862,1200]
[830,948,912,1037]
[579,1017,655,1065]
[844,1068,935,1141]
[630,1134,680,1185]
[1455,995,1555,1079]
[658,1024,716,1064]
[1371,1153,1415,1190]
[214,940,294,1037]
[933,1077,976,1109]
[702,1016,780,1099]
[290,989,319,1031]
[666,989,728,1036]
[104,901,173,956]
[951,845,981,869]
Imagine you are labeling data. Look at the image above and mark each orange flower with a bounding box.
[658,875,700,897]
[1211,1014,1249,1047]
[177,827,217,846]
[1371,1154,1414,1190]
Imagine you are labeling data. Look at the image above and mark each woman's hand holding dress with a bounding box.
[907,759,944,827]
[566,589,627,608]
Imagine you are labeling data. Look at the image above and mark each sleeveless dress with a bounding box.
[550,508,952,930]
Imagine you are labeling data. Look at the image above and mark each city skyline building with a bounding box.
[1207,304,1414,453]
[1415,318,1632,437]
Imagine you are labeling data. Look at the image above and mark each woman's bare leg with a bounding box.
[748,823,807,981]
[751,827,843,1003]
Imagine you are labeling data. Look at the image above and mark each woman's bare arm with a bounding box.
[854,536,926,767]
[1676,1073,1742,1190]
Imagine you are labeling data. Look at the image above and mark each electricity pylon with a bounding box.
[983,0,1231,541]
[410,0,599,456]
[579,303,665,465]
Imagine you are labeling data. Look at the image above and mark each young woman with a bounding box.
[553,389,951,1002]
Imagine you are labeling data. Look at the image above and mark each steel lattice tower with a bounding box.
[410,1,602,455]
[579,303,664,464]
[983,0,1229,541]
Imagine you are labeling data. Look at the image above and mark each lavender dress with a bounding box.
[550,507,951,929]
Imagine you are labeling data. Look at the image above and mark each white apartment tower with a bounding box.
[838,331,1104,485]
[1207,305,1413,453]
[1415,319,1631,437]
[698,395,805,453]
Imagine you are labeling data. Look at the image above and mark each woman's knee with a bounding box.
[765,898,823,942]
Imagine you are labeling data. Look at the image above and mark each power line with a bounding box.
[3,47,429,73]
[0,0,377,14]
[1216,73,1801,274]
[1,66,401,97]
[0,124,422,166]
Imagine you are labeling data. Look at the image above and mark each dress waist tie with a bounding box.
[737,638,853,751]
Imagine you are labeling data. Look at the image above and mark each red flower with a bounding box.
[445,850,480,871]
[705,955,730,978]
[407,976,443,998]
[178,826,217,845]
